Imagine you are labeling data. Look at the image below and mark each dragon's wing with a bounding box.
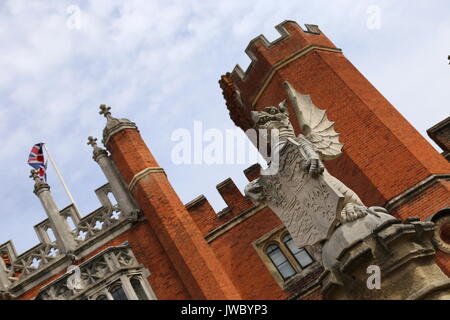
[284,81,343,161]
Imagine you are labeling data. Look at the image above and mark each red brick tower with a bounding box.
[220,20,450,223]
[2,20,448,301]
[98,105,241,300]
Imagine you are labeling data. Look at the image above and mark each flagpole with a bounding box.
[42,143,81,214]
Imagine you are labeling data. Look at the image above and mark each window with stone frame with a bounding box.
[265,244,297,280]
[89,274,153,300]
[282,234,314,269]
[254,225,317,288]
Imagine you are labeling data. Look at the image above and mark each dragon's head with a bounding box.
[244,179,266,205]
[250,101,295,160]
[250,101,292,131]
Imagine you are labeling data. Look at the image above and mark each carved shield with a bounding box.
[260,138,344,249]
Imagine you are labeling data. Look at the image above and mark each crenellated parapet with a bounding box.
[185,164,261,237]
[219,20,340,131]
[0,182,141,298]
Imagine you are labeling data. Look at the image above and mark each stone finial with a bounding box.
[87,136,98,147]
[30,169,48,195]
[98,104,137,146]
[99,104,112,118]
[29,169,41,184]
[87,136,107,162]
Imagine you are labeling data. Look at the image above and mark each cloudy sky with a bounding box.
[0,0,449,254]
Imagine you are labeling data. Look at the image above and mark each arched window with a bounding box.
[110,284,128,300]
[131,278,148,300]
[266,244,296,280]
[282,234,313,268]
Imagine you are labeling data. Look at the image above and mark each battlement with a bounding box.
[231,21,333,80]
[0,183,139,297]
[219,20,341,131]
[185,164,261,236]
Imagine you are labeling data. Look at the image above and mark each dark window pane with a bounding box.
[131,279,148,300]
[266,244,296,280]
[283,234,314,268]
[268,247,287,266]
[110,285,128,300]
[96,295,108,300]
[277,261,296,279]
[294,249,314,268]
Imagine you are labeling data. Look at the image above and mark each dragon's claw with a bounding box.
[340,204,389,224]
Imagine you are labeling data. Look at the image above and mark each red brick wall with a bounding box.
[208,207,289,300]
[187,179,253,236]
[391,180,450,221]
[185,173,289,299]
[190,203,324,300]
[187,165,323,300]
[217,179,254,216]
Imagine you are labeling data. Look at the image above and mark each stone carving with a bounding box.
[245,82,388,248]
[252,139,344,248]
[66,265,84,292]
[36,243,142,300]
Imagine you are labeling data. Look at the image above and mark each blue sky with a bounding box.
[0,0,449,254]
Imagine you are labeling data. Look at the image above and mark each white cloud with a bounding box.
[0,0,449,254]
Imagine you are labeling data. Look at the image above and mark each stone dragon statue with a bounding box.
[245,82,387,224]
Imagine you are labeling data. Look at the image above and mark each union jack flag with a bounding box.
[28,143,47,182]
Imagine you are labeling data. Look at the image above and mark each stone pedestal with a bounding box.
[88,136,140,220]
[0,291,11,300]
[33,182,77,255]
[320,213,450,300]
